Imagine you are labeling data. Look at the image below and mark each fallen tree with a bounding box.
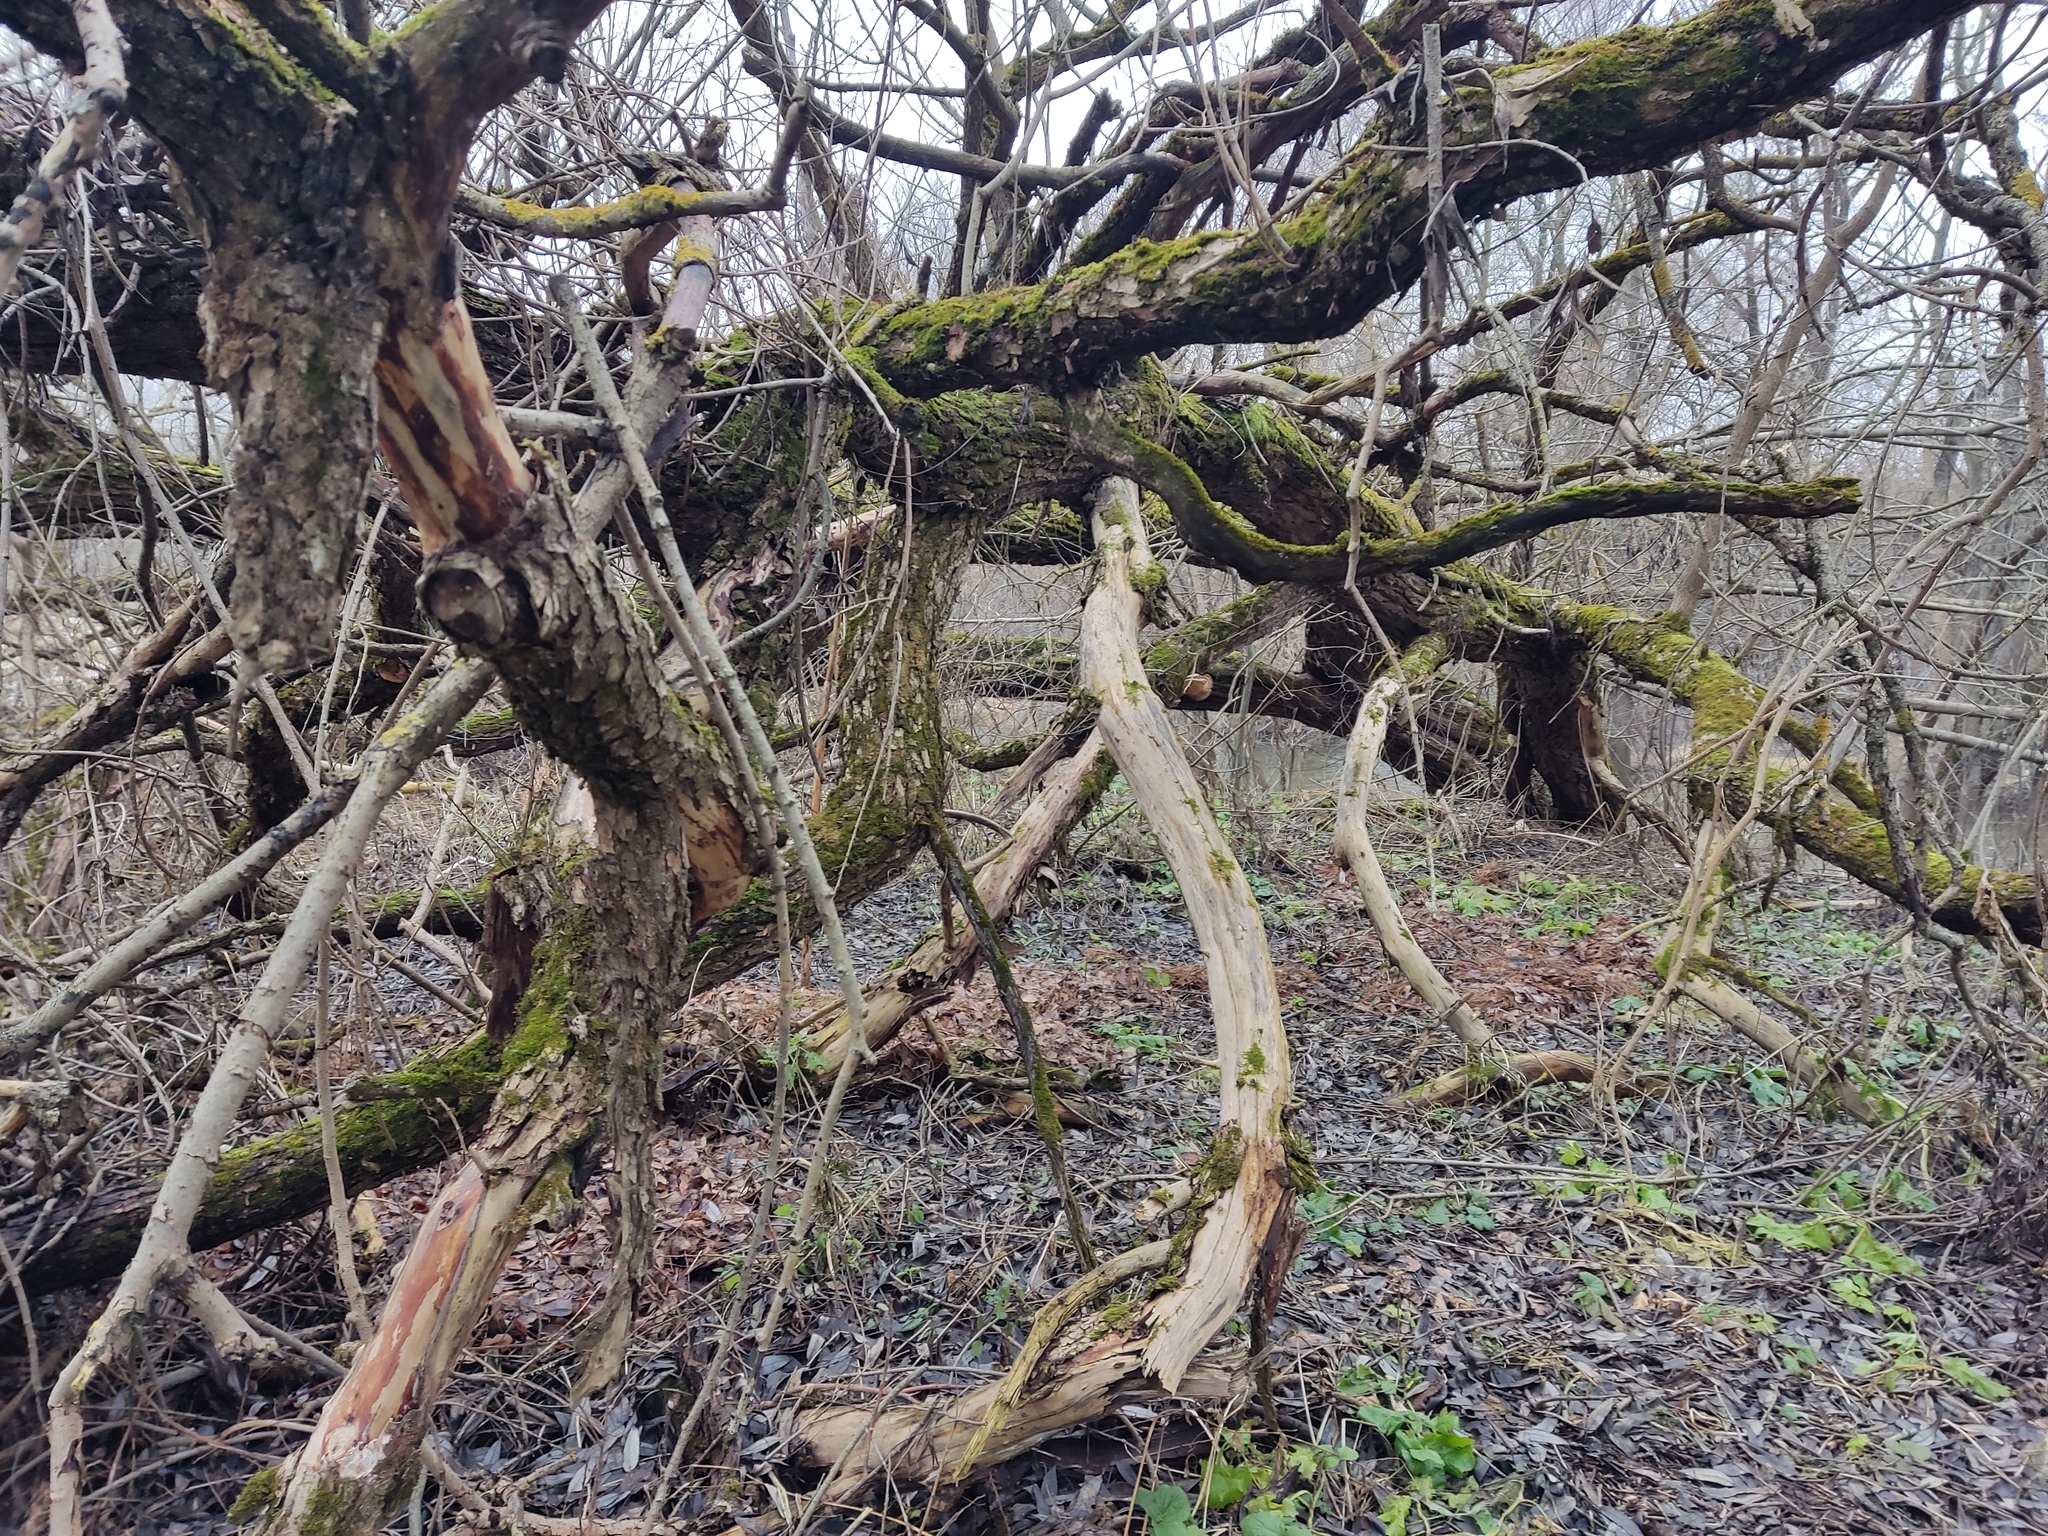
[0,0,2037,1525]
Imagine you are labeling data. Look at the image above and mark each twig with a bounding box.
[0,0,125,299]
[456,94,810,238]
[931,816,1097,1269]
[316,943,374,1343]
[0,778,355,1067]
[45,658,494,1536]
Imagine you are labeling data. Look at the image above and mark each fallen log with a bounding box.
[2,1032,503,1295]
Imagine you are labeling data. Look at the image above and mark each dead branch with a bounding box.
[0,0,124,296]
[48,658,494,1536]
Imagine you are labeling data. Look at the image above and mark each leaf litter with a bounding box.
[34,802,2048,1535]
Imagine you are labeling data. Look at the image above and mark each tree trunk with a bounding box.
[1498,644,1613,825]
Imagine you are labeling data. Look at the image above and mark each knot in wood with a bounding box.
[421,551,518,648]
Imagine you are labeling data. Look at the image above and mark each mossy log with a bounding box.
[853,0,1970,397]
[4,1031,504,1296]
[1554,601,2044,942]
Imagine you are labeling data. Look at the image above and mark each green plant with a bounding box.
[1300,1188,1368,1257]
[1426,878,1514,917]
[1749,1211,1839,1251]
[1285,1441,1358,1478]
[1572,1272,1615,1324]
[1417,1190,1494,1231]
[1513,872,1636,936]
[1879,1170,1937,1212]
[1137,863,1183,900]
[1096,1015,1174,1059]
[1939,1357,2012,1402]
[984,1274,1027,1324]
[1355,1404,1478,1488]
[1779,1342,1822,1374]
[1134,1484,1203,1536]
[767,1044,830,1086]
[1627,1181,1693,1217]
[1844,1227,1923,1276]
[1802,1169,1866,1210]
[1336,1361,1414,1398]
[1743,1064,1790,1107]
[1199,1447,1267,1511]
[1238,1493,1314,1536]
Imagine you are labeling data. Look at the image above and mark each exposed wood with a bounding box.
[48,660,496,1536]
[1333,647,1495,1053]
[375,299,534,550]
[1678,973,1892,1126]
[789,477,1302,1499]
[1078,473,1299,1393]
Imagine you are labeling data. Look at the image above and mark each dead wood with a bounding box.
[788,474,1300,1500]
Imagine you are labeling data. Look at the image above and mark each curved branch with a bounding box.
[454,97,809,237]
[855,0,1972,396]
[1354,476,1862,575]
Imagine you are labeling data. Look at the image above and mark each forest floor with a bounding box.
[29,791,2048,1536]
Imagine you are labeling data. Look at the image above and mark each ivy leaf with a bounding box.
[1135,1484,1203,1536]
[1240,1510,1313,1536]
[1199,1458,1267,1510]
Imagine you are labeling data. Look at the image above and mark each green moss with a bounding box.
[1067,393,1352,583]
[1188,1128,1244,1208]
[199,9,347,107]
[228,1467,281,1524]
[500,893,599,1077]
[521,1152,580,1229]
[208,1032,502,1199]
[1281,1126,1318,1194]
[1238,1040,1267,1087]
[296,1477,352,1536]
